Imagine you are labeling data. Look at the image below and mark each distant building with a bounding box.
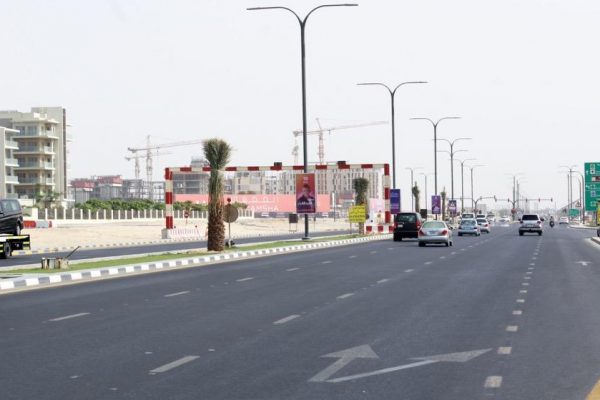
[71,175,123,203]
[0,127,20,199]
[0,107,70,201]
[172,157,209,196]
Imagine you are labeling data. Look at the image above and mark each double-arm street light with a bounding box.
[420,172,432,213]
[560,165,577,213]
[405,166,423,211]
[357,81,427,188]
[469,164,486,211]
[455,158,475,213]
[505,173,524,220]
[247,3,357,239]
[437,137,471,201]
[410,117,461,197]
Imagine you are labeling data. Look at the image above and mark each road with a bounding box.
[0,230,348,268]
[1,224,600,399]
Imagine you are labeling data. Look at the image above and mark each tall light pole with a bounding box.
[456,158,476,213]
[469,164,485,212]
[405,166,422,211]
[506,173,524,220]
[437,137,471,201]
[420,172,432,214]
[573,171,585,222]
[248,3,357,239]
[357,81,427,188]
[560,165,577,217]
[410,117,461,197]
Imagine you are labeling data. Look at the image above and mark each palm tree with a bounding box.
[203,138,232,251]
[412,182,420,212]
[353,177,369,234]
[441,187,447,220]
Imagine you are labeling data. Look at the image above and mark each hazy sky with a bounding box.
[2,0,599,208]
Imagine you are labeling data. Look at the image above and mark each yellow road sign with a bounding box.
[349,205,367,223]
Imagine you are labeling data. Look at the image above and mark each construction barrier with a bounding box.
[23,220,53,229]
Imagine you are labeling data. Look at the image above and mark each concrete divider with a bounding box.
[23,220,53,229]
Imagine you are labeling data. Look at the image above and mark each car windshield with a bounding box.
[522,215,539,221]
[396,214,416,223]
[477,219,487,223]
[461,220,476,226]
[423,222,445,229]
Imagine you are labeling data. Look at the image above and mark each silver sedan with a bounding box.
[418,221,453,247]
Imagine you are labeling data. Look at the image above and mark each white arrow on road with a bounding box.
[308,345,379,382]
[576,261,592,266]
[309,346,491,383]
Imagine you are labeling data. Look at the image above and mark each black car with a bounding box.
[393,212,423,241]
[0,199,24,235]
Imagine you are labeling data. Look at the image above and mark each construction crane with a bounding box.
[127,135,204,199]
[292,119,388,164]
[125,150,172,199]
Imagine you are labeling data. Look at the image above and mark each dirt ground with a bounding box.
[25,218,354,250]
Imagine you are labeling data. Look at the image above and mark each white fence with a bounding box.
[26,208,254,221]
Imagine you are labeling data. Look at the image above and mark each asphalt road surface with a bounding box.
[0,230,349,268]
[2,224,600,399]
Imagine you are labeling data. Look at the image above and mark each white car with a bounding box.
[477,218,491,233]
[559,216,569,225]
[418,221,453,247]
[458,218,481,236]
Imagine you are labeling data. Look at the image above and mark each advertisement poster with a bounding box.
[296,173,317,214]
[432,195,441,215]
[448,199,457,217]
[390,189,401,214]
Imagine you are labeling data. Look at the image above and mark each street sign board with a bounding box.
[569,208,580,218]
[585,162,600,211]
[390,189,401,214]
[223,204,239,223]
[431,195,441,215]
[448,199,457,217]
[349,205,366,223]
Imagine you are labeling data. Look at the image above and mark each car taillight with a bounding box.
[537,221,541,225]
[416,221,422,229]
[441,229,448,235]
[418,229,425,236]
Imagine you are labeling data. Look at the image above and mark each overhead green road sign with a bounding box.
[584,162,600,211]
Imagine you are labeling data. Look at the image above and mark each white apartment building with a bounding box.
[0,127,20,198]
[0,107,69,201]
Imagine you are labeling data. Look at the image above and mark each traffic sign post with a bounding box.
[584,162,600,212]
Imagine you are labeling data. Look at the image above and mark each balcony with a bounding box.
[15,162,55,170]
[6,175,19,184]
[13,146,55,154]
[4,193,18,199]
[15,130,59,139]
[5,140,18,149]
[5,158,19,167]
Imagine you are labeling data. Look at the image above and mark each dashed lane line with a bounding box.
[273,315,300,325]
[348,255,357,259]
[497,347,512,355]
[48,312,90,322]
[336,293,354,300]
[404,269,414,273]
[513,310,523,315]
[506,325,519,332]
[520,290,528,294]
[149,355,200,375]
[321,261,333,264]
[377,279,389,284]
[286,268,300,272]
[236,277,255,282]
[517,299,525,303]
[164,291,190,298]
[484,376,503,388]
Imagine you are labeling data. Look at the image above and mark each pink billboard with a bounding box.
[175,194,331,213]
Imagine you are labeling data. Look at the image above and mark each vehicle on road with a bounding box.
[498,216,510,224]
[0,234,30,259]
[460,212,475,220]
[519,214,543,236]
[418,221,453,247]
[457,218,481,236]
[476,218,491,233]
[559,216,569,225]
[0,199,24,235]
[393,212,423,241]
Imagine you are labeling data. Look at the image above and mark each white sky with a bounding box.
[2,0,599,209]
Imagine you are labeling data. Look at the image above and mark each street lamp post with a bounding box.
[456,158,476,213]
[573,170,585,222]
[410,117,461,197]
[248,3,357,239]
[437,138,471,201]
[560,165,577,219]
[357,81,427,188]
[469,165,485,212]
[420,172,431,214]
[405,167,422,211]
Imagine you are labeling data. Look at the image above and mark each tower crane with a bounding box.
[127,135,204,199]
[292,119,388,164]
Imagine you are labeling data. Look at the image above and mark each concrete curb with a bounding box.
[13,229,344,256]
[591,237,600,245]
[0,234,392,293]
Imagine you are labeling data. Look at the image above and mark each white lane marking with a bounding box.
[526,271,533,274]
[513,310,523,315]
[377,279,389,284]
[451,252,457,255]
[439,256,446,259]
[286,268,300,272]
[529,263,536,266]
[370,251,377,254]
[404,269,414,273]
[516,299,525,303]
[484,376,503,388]
[387,247,394,250]
[520,290,528,294]
[236,277,255,282]
[322,261,333,264]
[528,267,535,270]
[506,325,519,332]
[337,293,354,300]
[497,347,512,355]
[273,315,300,325]
[424,261,433,265]
[48,312,90,322]
[522,282,530,286]
[348,255,357,259]
[461,248,466,251]
[524,276,531,280]
[532,257,537,260]
[149,355,200,375]
[164,291,190,297]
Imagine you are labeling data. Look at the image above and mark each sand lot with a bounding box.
[25,218,354,250]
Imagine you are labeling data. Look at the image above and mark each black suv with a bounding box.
[393,212,423,241]
[0,199,24,235]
